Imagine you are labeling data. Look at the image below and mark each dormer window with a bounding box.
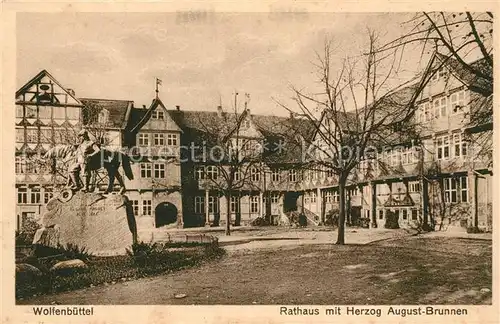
[98,109,109,124]
[152,110,164,120]
[242,119,251,129]
[431,66,449,82]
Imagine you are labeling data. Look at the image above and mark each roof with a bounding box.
[166,108,316,163]
[80,98,133,129]
[435,52,493,95]
[16,69,83,106]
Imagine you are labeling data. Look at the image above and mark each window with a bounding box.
[450,90,465,115]
[460,177,468,203]
[195,166,205,180]
[167,134,178,146]
[131,200,139,216]
[194,196,205,214]
[206,166,218,180]
[436,135,450,160]
[402,209,408,220]
[304,170,311,182]
[154,133,165,146]
[271,169,280,182]
[439,97,447,117]
[310,191,317,203]
[43,187,53,204]
[138,133,149,146]
[154,163,165,178]
[444,177,461,203]
[26,106,37,118]
[208,196,219,213]
[389,149,401,166]
[152,110,164,119]
[250,196,259,213]
[140,163,152,178]
[15,157,25,174]
[325,191,332,203]
[30,187,41,204]
[17,187,27,204]
[271,193,280,204]
[433,97,447,119]
[432,66,449,81]
[16,128,25,143]
[16,105,24,118]
[26,128,38,143]
[379,210,384,220]
[401,150,416,165]
[411,209,418,221]
[232,168,240,182]
[98,109,109,124]
[288,169,297,182]
[408,181,421,193]
[326,169,335,178]
[422,102,431,121]
[142,200,152,216]
[230,196,239,213]
[250,167,260,182]
[453,133,468,157]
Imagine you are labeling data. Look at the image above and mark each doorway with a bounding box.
[155,202,178,228]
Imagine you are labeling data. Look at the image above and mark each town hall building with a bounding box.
[15,52,492,233]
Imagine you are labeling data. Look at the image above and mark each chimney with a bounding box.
[176,105,180,111]
[142,105,146,109]
[217,105,223,117]
[289,112,294,119]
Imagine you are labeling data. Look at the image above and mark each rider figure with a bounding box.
[69,130,100,192]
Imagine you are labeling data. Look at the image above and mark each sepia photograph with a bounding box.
[4,6,495,321]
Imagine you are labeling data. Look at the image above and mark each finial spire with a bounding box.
[155,78,162,99]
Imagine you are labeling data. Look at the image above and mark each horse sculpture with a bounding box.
[43,144,134,194]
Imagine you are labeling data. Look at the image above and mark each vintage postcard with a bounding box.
[1,1,498,323]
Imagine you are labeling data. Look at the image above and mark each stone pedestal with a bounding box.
[33,190,137,256]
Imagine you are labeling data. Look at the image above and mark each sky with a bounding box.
[17,12,427,116]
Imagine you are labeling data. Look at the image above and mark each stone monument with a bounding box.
[34,130,138,255]
[33,190,138,256]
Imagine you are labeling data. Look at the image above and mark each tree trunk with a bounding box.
[225,193,231,236]
[321,192,326,224]
[336,177,346,245]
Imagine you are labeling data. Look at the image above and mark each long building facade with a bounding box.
[15,53,493,232]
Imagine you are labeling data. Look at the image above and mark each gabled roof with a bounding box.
[129,98,167,132]
[434,52,493,94]
[80,98,134,129]
[16,69,83,106]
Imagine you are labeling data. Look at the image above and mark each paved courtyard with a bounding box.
[19,229,492,305]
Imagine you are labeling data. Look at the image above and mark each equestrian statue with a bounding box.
[43,130,134,194]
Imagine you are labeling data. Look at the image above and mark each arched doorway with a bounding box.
[155,202,178,228]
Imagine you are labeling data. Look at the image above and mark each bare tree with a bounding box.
[278,31,417,244]
[194,104,264,236]
[378,12,494,230]
[378,12,493,127]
